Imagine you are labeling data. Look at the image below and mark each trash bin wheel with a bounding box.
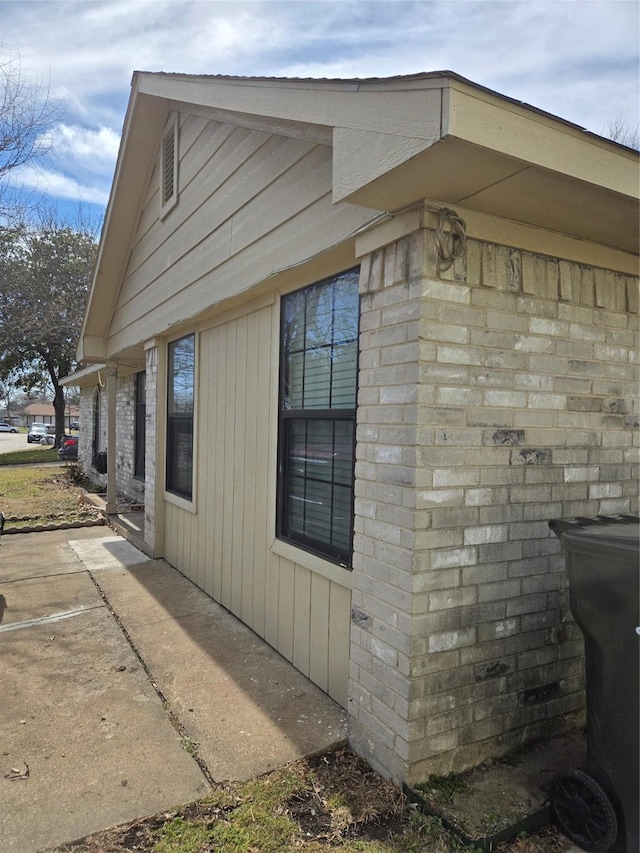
[549,769,618,852]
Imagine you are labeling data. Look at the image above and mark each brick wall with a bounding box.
[114,373,145,505]
[78,384,106,488]
[78,374,145,505]
[348,226,639,784]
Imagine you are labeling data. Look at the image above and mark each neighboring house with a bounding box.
[22,402,79,428]
[64,71,639,785]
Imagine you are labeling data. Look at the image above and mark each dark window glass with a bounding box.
[167,334,194,499]
[134,371,146,480]
[278,269,359,566]
[92,388,101,455]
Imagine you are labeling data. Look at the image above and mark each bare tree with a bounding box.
[603,115,639,151]
[0,212,97,445]
[0,50,63,222]
[0,369,21,421]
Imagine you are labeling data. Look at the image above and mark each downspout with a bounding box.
[105,363,118,514]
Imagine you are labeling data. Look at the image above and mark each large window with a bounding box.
[277,269,359,566]
[167,334,194,499]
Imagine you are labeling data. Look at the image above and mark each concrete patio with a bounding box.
[0,527,347,852]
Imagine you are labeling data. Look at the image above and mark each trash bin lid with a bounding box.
[550,517,639,558]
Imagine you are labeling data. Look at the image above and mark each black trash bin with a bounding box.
[548,515,639,853]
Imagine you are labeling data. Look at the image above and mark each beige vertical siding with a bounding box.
[106,112,363,707]
[163,301,352,707]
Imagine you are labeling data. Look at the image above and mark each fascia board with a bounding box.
[445,81,639,200]
[135,73,445,140]
[78,80,166,358]
[60,363,106,388]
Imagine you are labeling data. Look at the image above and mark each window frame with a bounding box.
[159,113,179,219]
[166,333,195,501]
[276,268,360,568]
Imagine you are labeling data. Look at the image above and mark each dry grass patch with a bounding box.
[0,464,101,526]
[44,748,574,853]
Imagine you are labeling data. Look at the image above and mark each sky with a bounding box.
[0,0,638,223]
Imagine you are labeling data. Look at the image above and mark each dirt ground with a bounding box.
[415,732,586,842]
[43,746,579,852]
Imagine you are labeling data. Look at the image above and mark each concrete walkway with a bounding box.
[0,528,347,853]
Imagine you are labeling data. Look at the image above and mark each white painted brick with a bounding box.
[431,547,477,570]
[433,468,481,487]
[527,393,567,410]
[484,390,527,408]
[564,466,600,482]
[429,628,476,652]
[463,525,508,545]
[423,279,471,304]
[416,489,464,507]
[530,317,569,337]
[588,482,623,499]
[437,345,483,365]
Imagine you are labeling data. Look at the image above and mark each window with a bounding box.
[167,334,195,499]
[134,371,146,480]
[277,269,360,566]
[160,115,178,217]
[92,387,101,456]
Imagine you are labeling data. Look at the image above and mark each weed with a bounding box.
[179,735,198,756]
[59,462,89,486]
[415,771,471,806]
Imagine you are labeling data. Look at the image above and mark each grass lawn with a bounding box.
[0,446,60,466]
[0,459,101,527]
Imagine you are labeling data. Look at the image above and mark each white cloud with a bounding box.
[43,124,121,167]
[9,163,111,206]
[1,0,637,213]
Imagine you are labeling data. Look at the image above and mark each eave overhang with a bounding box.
[60,363,106,389]
[78,71,639,362]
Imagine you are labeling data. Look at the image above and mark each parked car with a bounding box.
[58,435,78,460]
[69,421,79,430]
[27,423,48,443]
[0,423,18,433]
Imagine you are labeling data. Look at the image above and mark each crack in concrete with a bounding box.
[85,568,215,788]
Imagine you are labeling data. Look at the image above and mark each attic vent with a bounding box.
[160,115,178,217]
[162,130,174,204]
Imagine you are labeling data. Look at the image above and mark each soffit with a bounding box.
[339,137,639,255]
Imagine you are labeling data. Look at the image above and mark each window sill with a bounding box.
[270,538,353,589]
[164,490,196,514]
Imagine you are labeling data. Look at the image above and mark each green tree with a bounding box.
[0,219,97,445]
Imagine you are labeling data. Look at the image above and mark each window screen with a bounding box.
[278,269,359,566]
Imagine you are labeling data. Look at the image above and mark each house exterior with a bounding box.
[66,71,639,785]
[21,402,80,428]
